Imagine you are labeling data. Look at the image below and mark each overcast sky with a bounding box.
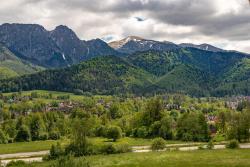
[1,0,250,53]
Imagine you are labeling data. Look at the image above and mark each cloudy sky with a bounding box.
[1,0,250,53]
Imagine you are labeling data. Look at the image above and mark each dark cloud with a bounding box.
[0,0,250,52]
[134,17,146,22]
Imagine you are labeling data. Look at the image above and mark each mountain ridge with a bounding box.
[0,23,119,68]
[0,48,249,97]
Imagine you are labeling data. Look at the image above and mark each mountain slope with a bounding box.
[0,23,118,68]
[179,43,224,52]
[0,48,249,96]
[154,64,212,96]
[213,58,250,96]
[109,36,180,54]
[0,44,43,80]
[0,56,154,94]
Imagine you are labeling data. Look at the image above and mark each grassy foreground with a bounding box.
[0,137,189,155]
[0,140,66,154]
[33,149,250,167]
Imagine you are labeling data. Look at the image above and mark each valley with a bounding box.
[0,23,250,167]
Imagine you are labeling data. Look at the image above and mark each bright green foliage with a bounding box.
[106,126,122,142]
[151,137,166,151]
[6,160,27,167]
[226,139,239,149]
[0,129,8,144]
[0,44,43,80]
[177,112,209,142]
[47,142,64,160]
[50,155,89,167]
[30,114,46,141]
[207,140,214,149]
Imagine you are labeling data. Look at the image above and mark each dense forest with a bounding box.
[1,91,250,146]
[0,48,249,97]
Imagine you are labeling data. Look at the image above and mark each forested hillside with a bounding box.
[0,48,249,97]
[0,44,43,80]
[0,56,154,95]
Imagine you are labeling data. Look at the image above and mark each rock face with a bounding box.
[0,23,118,68]
[109,36,180,54]
[0,23,65,68]
[179,43,225,52]
[109,36,229,54]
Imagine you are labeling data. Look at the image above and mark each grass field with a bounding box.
[32,149,250,167]
[0,140,68,154]
[0,137,192,155]
[2,90,114,102]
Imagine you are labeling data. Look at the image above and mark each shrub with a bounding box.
[31,92,39,98]
[51,101,59,107]
[49,131,61,140]
[114,143,132,153]
[137,126,148,138]
[226,139,239,149]
[213,133,225,142]
[65,140,93,157]
[57,95,70,100]
[151,138,166,151]
[94,125,107,137]
[100,143,131,154]
[106,126,122,142]
[39,132,48,141]
[6,160,26,167]
[73,89,84,95]
[50,155,90,167]
[0,129,8,144]
[100,143,116,154]
[14,126,30,142]
[46,143,64,160]
[182,133,193,141]
[207,140,214,149]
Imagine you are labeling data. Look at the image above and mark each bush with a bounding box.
[0,129,8,144]
[46,143,64,160]
[226,139,239,149]
[106,126,122,142]
[207,140,214,149]
[49,131,61,140]
[151,138,166,151]
[115,143,132,153]
[136,126,148,138]
[31,92,39,98]
[14,126,30,142]
[213,133,225,142]
[94,125,107,137]
[100,143,116,154]
[100,143,131,154]
[65,141,93,157]
[73,89,84,95]
[6,160,26,167]
[50,155,89,167]
[57,95,70,100]
[39,132,48,141]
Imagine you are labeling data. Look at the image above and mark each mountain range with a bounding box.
[0,23,118,68]
[0,23,249,97]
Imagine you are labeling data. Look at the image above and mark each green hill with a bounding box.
[154,64,212,96]
[0,56,154,94]
[0,48,249,97]
[0,44,43,79]
[0,67,18,79]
